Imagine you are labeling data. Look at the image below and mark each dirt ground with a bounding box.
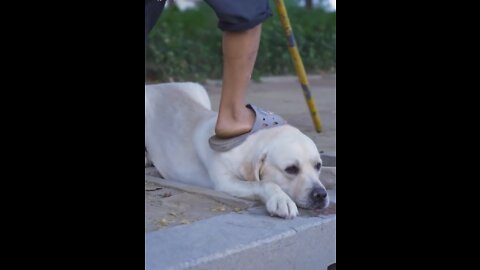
[145,180,250,232]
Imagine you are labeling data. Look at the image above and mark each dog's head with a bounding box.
[245,126,329,209]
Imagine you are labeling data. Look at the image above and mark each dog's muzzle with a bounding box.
[309,186,329,209]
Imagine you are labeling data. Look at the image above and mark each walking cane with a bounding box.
[273,0,323,132]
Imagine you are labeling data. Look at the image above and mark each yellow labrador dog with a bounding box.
[145,82,333,219]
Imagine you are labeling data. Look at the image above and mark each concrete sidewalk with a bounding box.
[146,190,336,270]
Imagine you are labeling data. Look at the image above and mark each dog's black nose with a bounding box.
[310,187,327,202]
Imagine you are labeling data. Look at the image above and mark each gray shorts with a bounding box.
[204,0,272,32]
[146,0,272,44]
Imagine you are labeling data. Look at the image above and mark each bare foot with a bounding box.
[215,106,255,138]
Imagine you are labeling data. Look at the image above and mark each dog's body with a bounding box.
[145,82,332,219]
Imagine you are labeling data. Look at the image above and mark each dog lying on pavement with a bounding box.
[145,82,335,219]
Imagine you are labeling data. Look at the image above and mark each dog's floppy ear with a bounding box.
[240,150,267,181]
[255,152,267,181]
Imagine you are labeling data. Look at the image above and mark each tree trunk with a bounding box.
[306,0,313,9]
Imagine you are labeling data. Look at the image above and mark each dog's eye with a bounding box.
[285,165,299,175]
[315,162,322,170]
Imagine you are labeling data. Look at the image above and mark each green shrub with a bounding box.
[145,1,336,83]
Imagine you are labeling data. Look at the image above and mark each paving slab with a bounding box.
[146,190,336,270]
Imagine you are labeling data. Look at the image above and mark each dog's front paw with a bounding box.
[266,194,298,219]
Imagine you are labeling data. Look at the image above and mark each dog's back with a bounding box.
[145,83,216,188]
